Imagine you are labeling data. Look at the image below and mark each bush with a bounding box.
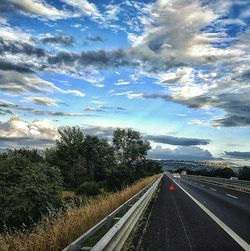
[0,152,63,229]
[76,181,101,196]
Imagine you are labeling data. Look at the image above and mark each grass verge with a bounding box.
[0,175,159,251]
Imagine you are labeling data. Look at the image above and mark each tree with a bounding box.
[112,128,151,166]
[46,127,115,188]
[239,166,250,180]
[0,152,62,229]
[48,127,86,188]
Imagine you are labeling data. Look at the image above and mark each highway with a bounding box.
[139,174,250,251]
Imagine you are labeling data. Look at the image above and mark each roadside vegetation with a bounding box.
[0,127,162,251]
[0,175,158,251]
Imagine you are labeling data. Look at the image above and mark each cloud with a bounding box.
[129,0,225,69]
[47,49,135,69]
[39,33,75,46]
[0,37,45,58]
[0,99,90,117]
[0,26,33,43]
[145,135,210,146]
[111,90,143,99]
[0,68,85,97]
[84,107,104,112]
[224,151,250,160]
[114,80,130,86]
[149,145,214,160]
[62,0,100,18]
[86,35,103,42]
[24,97,58,106]
[47,112,94,117]
[80,124,115,138]
[0,116,58,140]
[0,61,34,73]
[0,70,57,95]
[1,0,72,20]
[83,106,126,112]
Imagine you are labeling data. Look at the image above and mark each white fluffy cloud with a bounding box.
[8,0,72,20]
[0,116,58,140]
[62,0,100,18]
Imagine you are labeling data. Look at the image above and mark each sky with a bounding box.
[0,0,250,165]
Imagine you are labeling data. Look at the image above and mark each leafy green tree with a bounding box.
[49,127,86,188]
[46,127,115,188]
[7,148,44,163]
[112,128,151,166]
[0,152,62,229]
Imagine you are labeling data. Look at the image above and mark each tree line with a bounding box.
[173,166,250,180]
[0,127,162,230]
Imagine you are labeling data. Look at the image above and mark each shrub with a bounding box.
[0,153,63,229]
[76,181,101,196]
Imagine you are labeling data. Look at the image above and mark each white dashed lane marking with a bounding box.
[210,188,217,192]
[226,194,238,199]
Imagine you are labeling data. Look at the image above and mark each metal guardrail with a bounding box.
[183,174,250,192]
[63,174,162,251]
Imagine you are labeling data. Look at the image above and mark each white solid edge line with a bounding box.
[170,177,250,251]
[226,194,239,199]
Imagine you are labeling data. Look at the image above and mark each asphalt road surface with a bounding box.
[140,174,249,251]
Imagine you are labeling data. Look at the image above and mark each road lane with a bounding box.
[140,174,244,251]
[178,175,250,244]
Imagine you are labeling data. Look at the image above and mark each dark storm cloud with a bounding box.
[224,151,250,160]
[40,34,75,46]
[145,135,210,146]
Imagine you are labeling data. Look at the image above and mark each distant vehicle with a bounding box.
[230,177,238,180]
[173,173,180,179]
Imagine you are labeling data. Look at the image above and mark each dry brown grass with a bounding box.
[0,175,159,251]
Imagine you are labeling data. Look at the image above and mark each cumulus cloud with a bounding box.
[39,33,75,46]
[145,135,210,146]
[0,116,58,140]
[224,151,250,160]
[148,145,214,160]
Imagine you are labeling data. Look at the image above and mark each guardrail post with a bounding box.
[68,244,81,251]
[106,215,114,228]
